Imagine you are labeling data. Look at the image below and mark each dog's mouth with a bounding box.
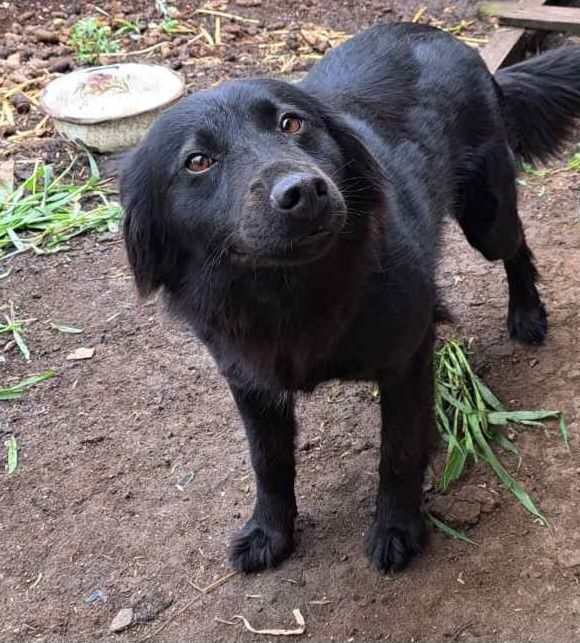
[230,228,337,268]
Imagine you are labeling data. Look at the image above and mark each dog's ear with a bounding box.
[120,147,178,298]
[322,113,386,188]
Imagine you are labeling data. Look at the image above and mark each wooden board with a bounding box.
[479,3,580,34]
[479,0,546,73]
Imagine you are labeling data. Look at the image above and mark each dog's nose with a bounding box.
[270,173,329,218]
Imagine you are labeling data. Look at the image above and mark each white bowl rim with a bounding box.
[40,63,185,125]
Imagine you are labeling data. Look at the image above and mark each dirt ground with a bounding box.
[2,1,580,642]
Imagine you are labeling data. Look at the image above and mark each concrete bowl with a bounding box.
[40,63,185,153]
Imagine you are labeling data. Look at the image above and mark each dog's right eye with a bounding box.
[185,154,215,174]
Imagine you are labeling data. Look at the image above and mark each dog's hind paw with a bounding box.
[229,519,293,573]
[367,516,426,573]
[508,301,548,345]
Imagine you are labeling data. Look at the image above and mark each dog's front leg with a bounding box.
[228,384,297,572]
[368,329,435,572]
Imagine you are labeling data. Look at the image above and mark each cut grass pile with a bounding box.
[0,155,122,261]
[434,340,568,532]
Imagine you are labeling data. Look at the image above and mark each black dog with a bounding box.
[121,24,580,573]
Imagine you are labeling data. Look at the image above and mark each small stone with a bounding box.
[558,550,580,569]
[133,590,173,624]
[4,33,19,46]
[35,29,60,44]
[5,52,21,70]
[67,347,95,361]
[428,485,499,528]
[110,608,133,633]
[221,22,242,37]
[9,93,30,115]
[49,57,74,73]
[235,0,262,5]
[287,32,301,51]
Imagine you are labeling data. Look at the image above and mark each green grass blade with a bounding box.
[5,435,18,475]
[12,330,30,361]
[559,414,570,451]
[469,414,548,526]
[78,142,101,180]
[427,512,477,545]
[473,374,505,412]
[50,322,83,334]
[0,370,56,401]
[488,410,561,424]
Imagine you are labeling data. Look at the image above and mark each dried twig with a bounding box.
[412,6,428,22]
[105,41,171,58]
[216,608,306,637]
[195,8,260,24]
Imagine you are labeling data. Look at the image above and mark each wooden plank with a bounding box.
[479,0,546,73]
[479,3,580,34]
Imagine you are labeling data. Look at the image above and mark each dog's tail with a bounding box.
[495,47,580,164]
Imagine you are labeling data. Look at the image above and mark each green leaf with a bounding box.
[50,322,83,334]
[0,370,56,401]
[5,435,18,475]
[12,329,30,361]
[427,512,477,545]
[77,141,100,180]
[559,414,570,451]
[488,410,560,424]
[473,374,504,412]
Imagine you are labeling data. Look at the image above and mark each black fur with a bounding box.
[121,24,580,573]
[496,46,580,164]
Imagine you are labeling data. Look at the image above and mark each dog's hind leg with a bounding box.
[455,148,547,345]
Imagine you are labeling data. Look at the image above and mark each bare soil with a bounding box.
[2,1,580,642]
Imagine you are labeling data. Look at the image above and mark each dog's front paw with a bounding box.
[230,519,293,573]
[508,301,548,345]
[367,515,426,573]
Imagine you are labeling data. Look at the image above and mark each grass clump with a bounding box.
[69,17,120,64]
[0,302,32,361]
[435,340,568,528]
[0,156,122,261]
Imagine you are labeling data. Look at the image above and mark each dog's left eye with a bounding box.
[185,154,215,174]
[280,114,303,134]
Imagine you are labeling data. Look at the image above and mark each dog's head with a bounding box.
[121,78,381,296]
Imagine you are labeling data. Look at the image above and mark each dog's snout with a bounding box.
[270,173,329,218]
